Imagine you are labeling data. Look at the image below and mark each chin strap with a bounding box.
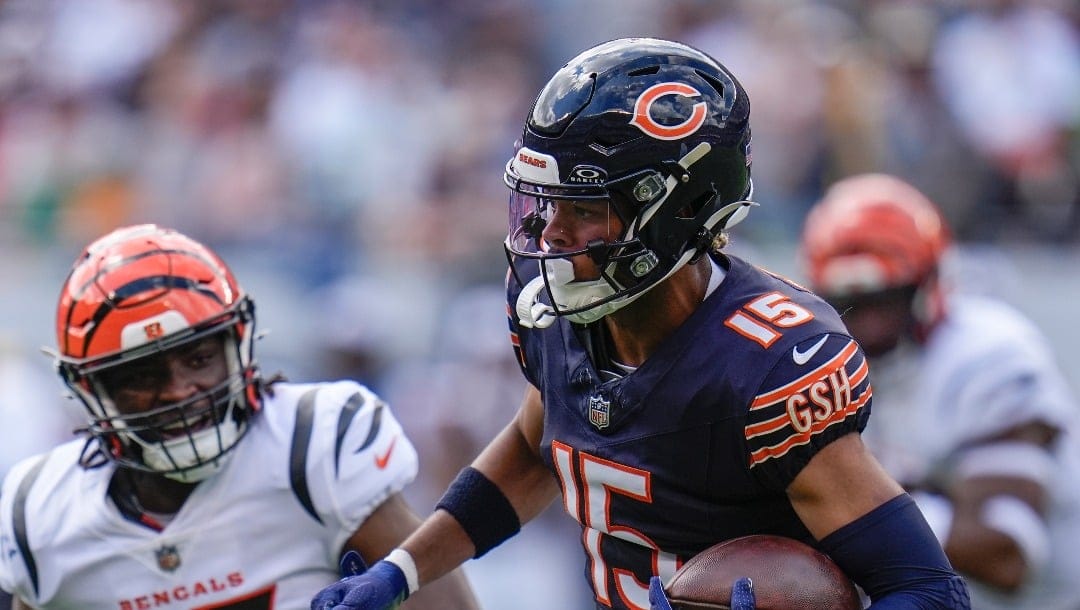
[514,198,757,330]
[515,274,558,329]
[710,199,757,231]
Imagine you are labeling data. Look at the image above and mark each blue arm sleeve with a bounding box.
[819,494,970,609]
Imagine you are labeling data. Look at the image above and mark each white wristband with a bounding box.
[981,495,1051,568]
[385,548,420,595]
[910,491,954,545]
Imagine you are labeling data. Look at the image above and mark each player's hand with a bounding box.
[311,551,409,610]
[648,575,756,610]
[730,577,756,610]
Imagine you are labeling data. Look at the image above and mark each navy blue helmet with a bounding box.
[505,38,754,326]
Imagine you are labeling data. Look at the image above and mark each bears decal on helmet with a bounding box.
[630,82,709,141]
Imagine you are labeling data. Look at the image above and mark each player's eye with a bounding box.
[573,204,596,219]
[100,362,166,394]
[180,336,225,369]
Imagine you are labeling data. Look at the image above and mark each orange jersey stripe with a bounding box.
[750,339,859,409]
[744,362,868,440]
[748,387,872,466]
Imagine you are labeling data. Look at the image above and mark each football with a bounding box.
[665,535,862,610]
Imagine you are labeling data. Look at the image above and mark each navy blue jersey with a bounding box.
[506,253,871,610]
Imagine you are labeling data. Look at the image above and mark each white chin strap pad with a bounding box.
[511,183,758,329]
[515,259,619,328]
[515,275,556,329]
[138,416,243,482]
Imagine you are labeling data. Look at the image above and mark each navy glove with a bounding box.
[648,575,756,610]
[311,551,409,610]
[648,576,674,610]
[730,577,756,610]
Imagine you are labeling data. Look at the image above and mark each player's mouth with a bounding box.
[148,403,220,441]
[160,415,214,439]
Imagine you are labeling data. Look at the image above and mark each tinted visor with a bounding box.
[506,188,622,258]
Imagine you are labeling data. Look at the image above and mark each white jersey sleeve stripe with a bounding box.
[289,387,323,524]
[333,391,367,477]
[12,455,47,598]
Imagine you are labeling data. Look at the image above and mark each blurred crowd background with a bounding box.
[0,0,1078,607]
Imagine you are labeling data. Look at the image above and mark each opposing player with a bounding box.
[801,173,1080,609]
[312,38,969,610]
[0,225,478,610]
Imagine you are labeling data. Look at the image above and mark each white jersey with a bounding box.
[863,295,1080,610]
[0,380,418,610]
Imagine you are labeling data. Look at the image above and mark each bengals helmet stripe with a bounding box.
[801,173,950,297]
[64,273,228,360]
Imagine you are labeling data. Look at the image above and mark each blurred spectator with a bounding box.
[682,0,833,239]
[931,0,1080,241]
[859,1,992,237]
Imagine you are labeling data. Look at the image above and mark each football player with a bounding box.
[312,38,969,610]
[0,225,478,610]
[801,173,1080,609]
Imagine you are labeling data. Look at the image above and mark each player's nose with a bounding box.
[541,206,575,251]
[156,361,202,403]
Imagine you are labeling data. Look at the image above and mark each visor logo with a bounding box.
[568,166,606,185]
[630,82,707,141]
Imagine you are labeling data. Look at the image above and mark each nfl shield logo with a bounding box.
[588,395,610,430]
[156,545,181,572]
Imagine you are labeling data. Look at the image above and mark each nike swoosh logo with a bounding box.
[792,336,829,365]
[375,436,398,469]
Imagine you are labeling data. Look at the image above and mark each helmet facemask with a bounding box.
[506,173,650,325]
[506,144,754,327]
[59,298,259,483]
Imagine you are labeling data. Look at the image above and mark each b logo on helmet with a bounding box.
[630,82,707,141]
[144,321,165,340]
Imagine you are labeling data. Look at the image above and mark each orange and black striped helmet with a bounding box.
[801,174,950,298]
[54,224,260,482]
